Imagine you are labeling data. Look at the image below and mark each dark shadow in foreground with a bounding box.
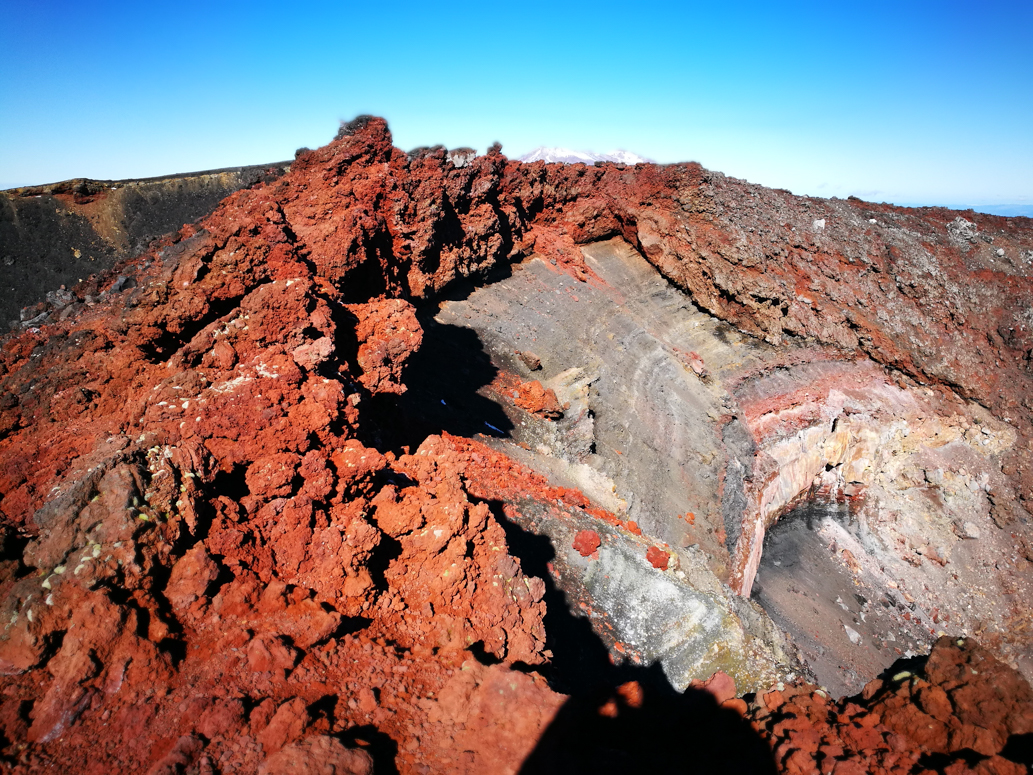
[361,312,514,454]
[487,503,777,775]
[520,667,777,775]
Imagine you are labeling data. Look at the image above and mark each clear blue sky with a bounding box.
[1,0,1031,207]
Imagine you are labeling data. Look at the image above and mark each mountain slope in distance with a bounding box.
[518,146,654,165]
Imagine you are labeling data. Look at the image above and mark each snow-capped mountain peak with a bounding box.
[518,146,653,165]
[601,149,653,165]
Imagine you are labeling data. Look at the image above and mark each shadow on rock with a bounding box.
[364,312,513,452]
[520,670,777,775]
[338,724,400,775]
[488,503,777,775]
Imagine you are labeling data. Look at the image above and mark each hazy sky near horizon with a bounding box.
[1,1,1030,206]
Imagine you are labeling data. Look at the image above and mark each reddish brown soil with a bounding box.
[0,116,1031,772]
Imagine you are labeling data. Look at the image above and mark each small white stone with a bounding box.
[955,521,981,540]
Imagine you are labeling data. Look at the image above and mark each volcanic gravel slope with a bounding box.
[0,162,290,327]
[0,116,1031,773]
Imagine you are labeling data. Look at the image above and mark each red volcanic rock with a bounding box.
[513,379,564,419]
[517,350,542,370]
[876,638,1033,754]
[246,452,302,500]
[422,658,564,772]
[196,697,246,740]
[247,634,299,676]
[646,545,670,570]
[330,439,388,495]
[258,735,373,775]
[382,436,549,664]
[573,529,601,557]
[257,697,311,755]
[145,734,206,775]
[165,544,219,612]
[348,298,422,394]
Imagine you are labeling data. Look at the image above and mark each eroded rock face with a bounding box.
[0,116,1031,773]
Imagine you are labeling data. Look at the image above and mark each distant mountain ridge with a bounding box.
[892,202,1033,218]
[517,146,653,165]
[969,204,1033,218]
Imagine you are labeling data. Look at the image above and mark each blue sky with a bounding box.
[1,0,1031,207]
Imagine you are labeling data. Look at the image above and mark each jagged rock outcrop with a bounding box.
[0,116,1031,773]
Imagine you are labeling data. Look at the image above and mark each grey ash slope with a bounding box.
[0,162,289,328]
